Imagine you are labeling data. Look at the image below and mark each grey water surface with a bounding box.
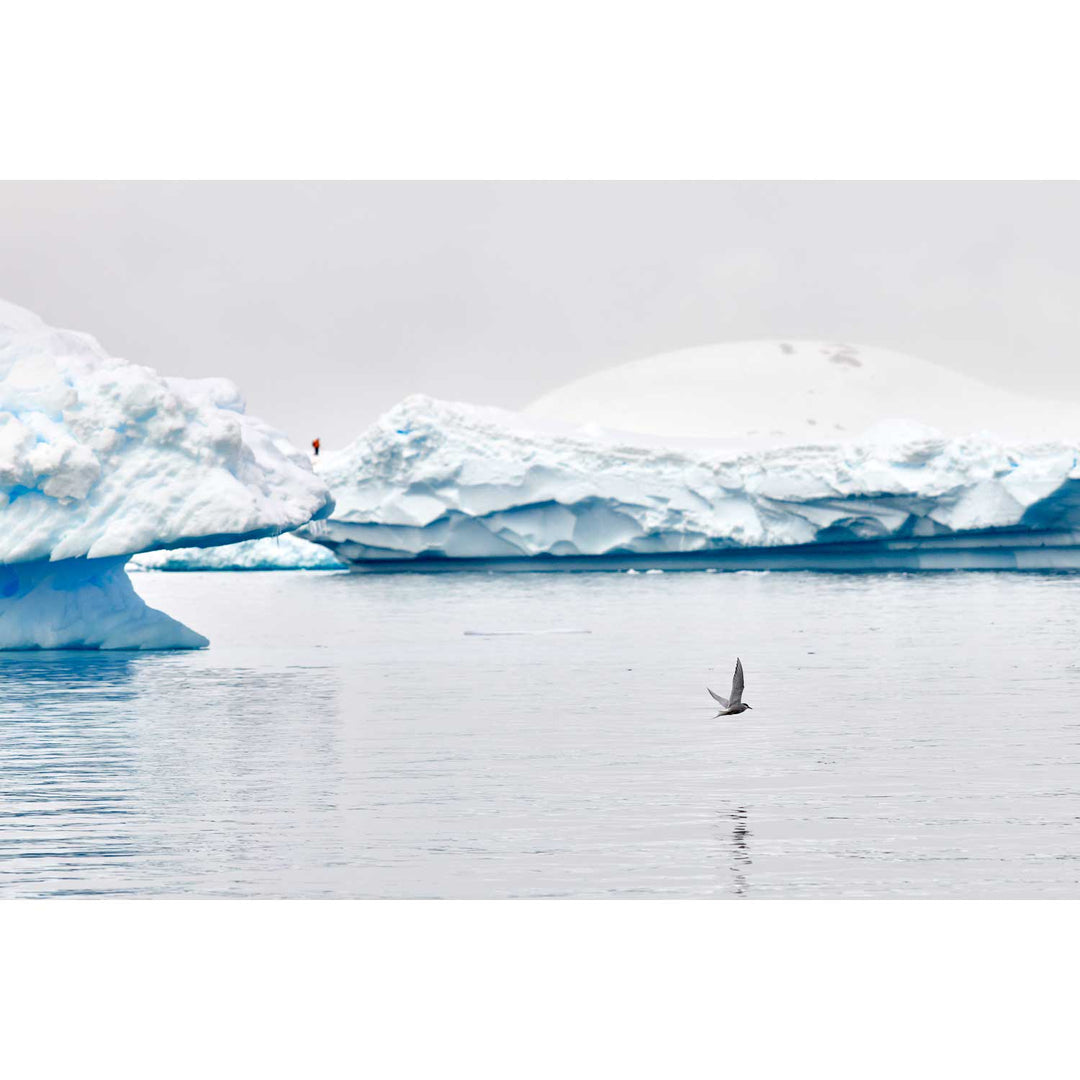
[2,569,1079,898]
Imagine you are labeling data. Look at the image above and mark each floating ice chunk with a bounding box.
[130,531,344,571]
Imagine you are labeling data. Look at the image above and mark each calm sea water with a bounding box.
[2,568,1079,898]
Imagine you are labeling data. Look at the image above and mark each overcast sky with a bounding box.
[3,181,1080,449]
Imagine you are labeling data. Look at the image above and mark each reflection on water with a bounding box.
[3,569,1080,897]
[731,807,751,897]
[0,654,140,895]
[1,650,338,896]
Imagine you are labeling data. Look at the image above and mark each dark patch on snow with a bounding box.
[823,343,862,368]
[779,343,795,354]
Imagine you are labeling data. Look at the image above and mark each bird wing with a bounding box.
[729,658,745,706]
[707,687,729,707]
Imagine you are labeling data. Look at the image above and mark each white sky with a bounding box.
[3,180,1080,449]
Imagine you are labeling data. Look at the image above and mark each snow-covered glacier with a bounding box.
[298,342,1080,572]
[0,300,333,647]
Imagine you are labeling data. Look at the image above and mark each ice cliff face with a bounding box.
[0,301,333,647]
[299,394,1080,570]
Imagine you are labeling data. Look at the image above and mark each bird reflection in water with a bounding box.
[730,806,751,896]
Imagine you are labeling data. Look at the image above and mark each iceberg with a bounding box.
[299,341,1080,572]
[0,301,333,647]
[130,531,344,571]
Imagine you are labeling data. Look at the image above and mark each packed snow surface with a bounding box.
[131,531,344,571]
[301,389,1080,568]
[0,301,333,647]
[527,340,1080,444]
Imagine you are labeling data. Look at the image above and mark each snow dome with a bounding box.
[525,340,1080,445]
[0,301,333,647]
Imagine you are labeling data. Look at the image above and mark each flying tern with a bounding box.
[708,658,752,716]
